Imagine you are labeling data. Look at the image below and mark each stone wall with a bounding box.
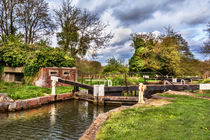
[1,67,24,83]
[33,67,77,88]
[0,93,73,112]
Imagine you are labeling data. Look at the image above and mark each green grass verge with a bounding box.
[193,90,210,97]
[0,81,73,100]
[97,94,210,140]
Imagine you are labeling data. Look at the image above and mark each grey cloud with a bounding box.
[182,14,210,26]
[113,7,155,25]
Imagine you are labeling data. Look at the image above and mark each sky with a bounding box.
[47,0,210,65]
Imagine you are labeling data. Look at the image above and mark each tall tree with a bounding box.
[164,25,193,58]
[54,0,112,58]
[0,0,19,37]
[129,31,188,76]
[202,23,210,57]
[16,0,55,44]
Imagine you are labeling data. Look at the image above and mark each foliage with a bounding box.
[129,33,183,75]
[97,94,210,139]
[128,29,208,76]
[0,65,4,79]
[199,79,210,84]
[54,0,112,58]
[0,35,75,76]
[76,59,102,74]
[102,57,128,74]
[0,37,27,67]
[24,47,75,76]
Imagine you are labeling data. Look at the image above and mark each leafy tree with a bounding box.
[24,47,75,76]
[76,59,102,74]
[0,35,75,76]
[102,57,128,74]
[54,0,112,58]
[129,30,188,76]
[164,25,193,58]
[16,0,56,44]
[129,34,162,72]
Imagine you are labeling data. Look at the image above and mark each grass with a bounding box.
[97,94,210,140]
[0,81,73,100]
[193,90,210,97]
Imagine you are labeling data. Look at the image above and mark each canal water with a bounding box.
[0,100,117,140]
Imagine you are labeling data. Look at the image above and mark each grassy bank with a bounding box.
[194,90,210,97]
[97,94,210,140]
[0,81,73,100]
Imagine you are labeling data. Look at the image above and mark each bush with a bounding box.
[0,65,4,79]
[0,41,75,76]
[24,47,75,76]
[199,79,210,84]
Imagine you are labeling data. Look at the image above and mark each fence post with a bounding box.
[138,83,145,103]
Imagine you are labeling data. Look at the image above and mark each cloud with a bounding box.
[48,0,210,63]
[111,27,132,46]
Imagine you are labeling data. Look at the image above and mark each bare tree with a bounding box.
[0,0,19,37]
[17,0,55,44]
[202,23,210,57]
[54,0,113,58]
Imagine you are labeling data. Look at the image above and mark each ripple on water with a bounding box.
[0,100,117,140]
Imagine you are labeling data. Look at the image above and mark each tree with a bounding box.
[129,31,188,76]
[0,0,19,37]
[102,57,128,74]
[16,0,55,44]
[76,59,102,74]
[54,0,112,58]
[164,25,193,58]
[202,23,210,57]
[129,33,162,73]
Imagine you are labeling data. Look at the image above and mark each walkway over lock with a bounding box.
[51,76,210,105]
[55,77,208,96]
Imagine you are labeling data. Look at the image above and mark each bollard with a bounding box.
[93,85,105,105]
[181,79,185,85]
[138,83,145,103]
[51,76,59,95]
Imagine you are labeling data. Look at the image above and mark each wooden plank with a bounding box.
[105,86,138,92]
[58,79,93,90]
[146,84,199,91]
[104,84,199,96]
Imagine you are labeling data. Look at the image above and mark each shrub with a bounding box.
[0,41,75,76]
[24,47,75,76]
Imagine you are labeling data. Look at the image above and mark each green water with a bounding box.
[0,100,117,140]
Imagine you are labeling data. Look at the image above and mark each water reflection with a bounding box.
[50,104,56,127]
[0,100,117,140]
